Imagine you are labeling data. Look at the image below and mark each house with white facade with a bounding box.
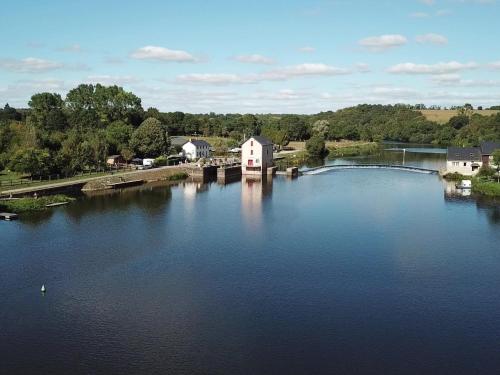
[241,136,274,175]
[182,140,211,161]
[446,147,482,175]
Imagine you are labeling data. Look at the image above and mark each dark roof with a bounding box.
[171,136,188,146]
[447,147,481,161]
[188,140,211,147]
[480,141,500,155]
[248,136,273,146]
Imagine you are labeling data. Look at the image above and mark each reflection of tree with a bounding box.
[65,182,174,223]
[476,197,500,225]
[19,210,55,227]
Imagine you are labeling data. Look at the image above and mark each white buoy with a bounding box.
[41,284,46,293]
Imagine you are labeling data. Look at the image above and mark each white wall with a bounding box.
[182,142,211,161]
[446,160,482,175]
[241,138,274,175]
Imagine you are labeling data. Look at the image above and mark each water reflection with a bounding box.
[241,175,273,230]
[67,181,174,222]
[443,179,500,226]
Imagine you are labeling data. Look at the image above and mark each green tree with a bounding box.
[311,119,329,138]
[8,147,52,177]
[306,135,327,158]
[130,118,170,158]
[28,93,67,132]
[105,120,134,154]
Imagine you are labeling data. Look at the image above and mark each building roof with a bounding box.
[186,140,211,147]
[171,136,188,146]
[447,147,481,161]
[246,136,273,146]
[480,141,500,155]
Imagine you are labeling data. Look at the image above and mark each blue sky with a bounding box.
[1,0,499,113]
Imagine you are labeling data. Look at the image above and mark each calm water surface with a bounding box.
[1,149,500,374]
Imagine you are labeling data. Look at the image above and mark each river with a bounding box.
[1,146,500,374]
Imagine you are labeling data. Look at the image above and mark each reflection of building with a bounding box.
[182,140,211,161]
[446,147,482,175]
[241,176,272,228]
[241,136,273,175]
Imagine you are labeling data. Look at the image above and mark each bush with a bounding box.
[477,166,496,178]
[154,155,168,167]
[443,172,466,181]
[472,179,500,197]
[305,135,327,157]
[167,172,188,181]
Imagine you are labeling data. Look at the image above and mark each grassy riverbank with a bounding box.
[472,179,500,197]
[327,142,379,158]
[0,194,75,213]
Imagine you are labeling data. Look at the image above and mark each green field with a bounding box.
[420,110,499,124]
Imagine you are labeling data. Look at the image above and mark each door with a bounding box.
[248,159,253,166]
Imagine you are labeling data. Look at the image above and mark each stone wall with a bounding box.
[82,166,188,191]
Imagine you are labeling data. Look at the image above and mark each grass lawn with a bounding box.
[420,109,499,124]
[0,170,29,183]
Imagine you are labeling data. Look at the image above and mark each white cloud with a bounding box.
[298,46,316,53]
[232,54,275,65]
[358,34,408,52]
[419,0,435,4]
[387,61,478,75]
[85,75,140,85]
[176,73,250,85]
[176,63,351,85]
[130,46,197,62]
[488,61,500,69]
[415,33,448,45]
[0,57,64,73]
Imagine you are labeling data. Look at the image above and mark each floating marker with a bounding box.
[41,284,46,293]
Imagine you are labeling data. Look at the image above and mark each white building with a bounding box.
[182,140,211,161]
[446,147,482,176]
[241,136,274,175]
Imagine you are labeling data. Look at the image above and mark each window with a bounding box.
[463,162,467,167]
[452,162,459,166]
[250,150,253,155]
[251,141,253,146]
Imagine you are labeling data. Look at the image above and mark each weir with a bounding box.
[302,164,439,175]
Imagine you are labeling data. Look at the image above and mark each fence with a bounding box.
[0,165,136,189]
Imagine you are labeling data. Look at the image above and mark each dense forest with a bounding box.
[0,83,499,177]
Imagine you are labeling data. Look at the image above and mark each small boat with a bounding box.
[456,180,472,189]
[41,284,46,293]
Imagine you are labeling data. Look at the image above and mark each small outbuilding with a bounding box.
[106,155,125,166]
[241,136,274,175]
[182,139,211,161]
[480,141,500,167]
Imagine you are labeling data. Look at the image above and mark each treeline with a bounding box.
[1,84,499,177]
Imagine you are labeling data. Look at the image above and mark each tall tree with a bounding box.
[130,118,170,158]
[28,93,67,132]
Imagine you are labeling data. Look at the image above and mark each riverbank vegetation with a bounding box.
[0,194,74,213]
[1,85,499,180]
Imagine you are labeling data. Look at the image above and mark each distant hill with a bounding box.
[420,109,500,124]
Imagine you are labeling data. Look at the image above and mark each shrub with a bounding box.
[443,172,466,181]
[305,135,327,158]
[477,166,496,178]
[154,155,168,167]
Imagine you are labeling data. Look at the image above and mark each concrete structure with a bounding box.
[480,142,500,167]
[182,140,211,161]
[241,136,274,175]
[446,147,482,176]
